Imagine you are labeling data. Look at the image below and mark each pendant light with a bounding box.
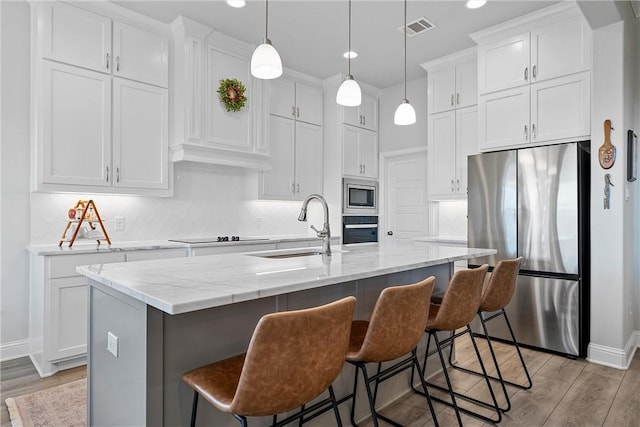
[394,0,416,125]
[251,0,282,79]
[336,0,362,106]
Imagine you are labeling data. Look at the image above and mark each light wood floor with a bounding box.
[1,336,638,427]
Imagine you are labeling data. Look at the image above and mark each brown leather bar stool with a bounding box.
[411,264,502,426]
[182,296,356,427]
[448,257,532,413]
[344,277,439,427]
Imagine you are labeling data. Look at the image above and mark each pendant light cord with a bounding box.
[265,0,269,40]
[348,0,352,76]
[403,0,407,100]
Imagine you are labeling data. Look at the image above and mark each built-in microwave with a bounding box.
[343,178,378,214]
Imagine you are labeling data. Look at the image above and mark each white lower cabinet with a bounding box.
[479,72,590,151]
[29,248,187,377]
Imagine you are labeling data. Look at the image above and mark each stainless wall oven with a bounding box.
[343,178,378,215]
[342,216,378,244]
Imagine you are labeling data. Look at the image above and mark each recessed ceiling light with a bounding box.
[466,0,487,9]
[343,51,358,59]
[227,0,246,8]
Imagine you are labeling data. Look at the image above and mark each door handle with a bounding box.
[387,231,393,236]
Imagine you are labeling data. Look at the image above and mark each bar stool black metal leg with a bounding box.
[503,311,533,389]
[411,348,440,427]
[190,391,199,427]
[432,332,464,427]
[479,315,511,412]
[328,385,343,427]
[350,364,360,427]
[467,326,502,423]
[359,364,380,427]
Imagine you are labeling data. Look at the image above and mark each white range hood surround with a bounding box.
[170,15,272,170]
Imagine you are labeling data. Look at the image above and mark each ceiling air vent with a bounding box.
[398,17,436,37]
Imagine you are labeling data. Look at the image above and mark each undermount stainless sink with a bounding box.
[251,249,347,259]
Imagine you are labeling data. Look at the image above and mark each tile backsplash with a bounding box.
[30,163,325,245]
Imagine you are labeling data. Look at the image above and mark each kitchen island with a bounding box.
[78,241,495,426]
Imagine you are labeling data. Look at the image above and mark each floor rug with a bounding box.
[5,379,86,427]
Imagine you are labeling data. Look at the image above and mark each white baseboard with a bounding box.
[587,331,639,370]
[0,339,30,362]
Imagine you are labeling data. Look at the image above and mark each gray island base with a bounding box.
[79,242,495,426]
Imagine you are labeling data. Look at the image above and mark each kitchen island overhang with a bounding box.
[78,242,495,426]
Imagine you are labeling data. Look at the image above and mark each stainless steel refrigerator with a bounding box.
[467,141,590,357]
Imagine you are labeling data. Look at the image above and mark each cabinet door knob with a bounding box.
[524,125,528,140]
[106,53,110,70]
[387,231,394,236]
[524,67,529,82]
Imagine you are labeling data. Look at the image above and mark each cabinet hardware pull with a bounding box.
[362,115,365,126]
[296,107,300,118]
[292,106,296,117]
[451,94,454,106]
[291,183,295,193]
[532,124,536,139]
[532,65,537,79]
[116,56,120,72]
[105,166,109,182]
[524,125,528,139]
[457,93,460,105]
[296,183,300,193]
[106,53,110,70]
[363,164,365,174]
[524,67,528,81]
[359,115,362,125]
[451,179,454,192]
[116,167,120,183]
[456,179,460,191]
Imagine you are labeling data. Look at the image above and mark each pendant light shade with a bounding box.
[336,0,362,106]
[251,0,282,79]
[394,0,416,125]
[394,99,416,125]
[336,75,362,106]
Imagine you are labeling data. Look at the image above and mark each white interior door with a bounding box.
[384,151,428,245]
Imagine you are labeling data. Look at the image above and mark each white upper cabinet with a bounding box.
[113,22,169,87]
[33,1,171,195]
[472,2,592,151]
[342,92,378,131]
[342,125,378,179]
[424,49,478,115]
[428,107,477,199]
[40,2,111,73]
[269,77,322,126]
[113,78,169,189]
[40,61,112,187]
[476,4,591,95]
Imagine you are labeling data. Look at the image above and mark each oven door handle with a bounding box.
[344,224,379,229]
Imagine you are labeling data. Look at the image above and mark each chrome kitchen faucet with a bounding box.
[298,194,331,255]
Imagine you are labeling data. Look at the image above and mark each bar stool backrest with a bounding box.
[230,296,356,416]
[429,265,489,331]
[479,257,523,313]
[351,277,436,363]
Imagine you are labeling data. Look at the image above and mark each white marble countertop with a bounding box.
[28,235,333,256]
[413,236,468,245]
[77,242,496,315]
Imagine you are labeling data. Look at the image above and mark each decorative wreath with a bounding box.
[217,78,247,112]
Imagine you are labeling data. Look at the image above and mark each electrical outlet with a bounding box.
[107,331,119,358]
[115,216,125,231]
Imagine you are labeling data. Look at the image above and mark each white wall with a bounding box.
[1,0,32,360]
[378,76,428,154]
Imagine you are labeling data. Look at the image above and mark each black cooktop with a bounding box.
[168,237,270,244]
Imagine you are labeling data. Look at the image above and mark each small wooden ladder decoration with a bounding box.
[59,200,111,247]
